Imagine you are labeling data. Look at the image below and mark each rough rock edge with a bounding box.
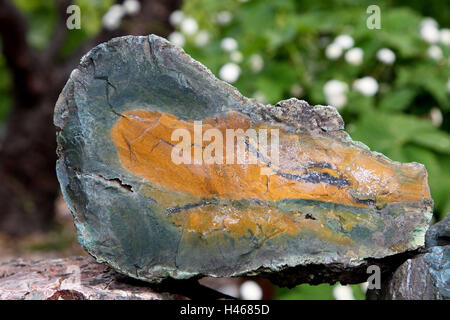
[54,34,433,286]
[367,216,450,300]
[0,256,188,300]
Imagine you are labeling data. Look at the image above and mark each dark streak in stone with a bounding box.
[350,194,376,207]
[304,213,317,220]
[166,200,217,215]
[90,57,124,118]
[90,173,134,193]
[275,170,349,188]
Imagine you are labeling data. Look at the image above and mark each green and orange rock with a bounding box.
[54,35,432,285]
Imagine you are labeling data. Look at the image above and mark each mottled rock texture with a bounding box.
[54,35,433,286]
[367,214,449,300]
[426,214,450,248]
[0,256,187,300]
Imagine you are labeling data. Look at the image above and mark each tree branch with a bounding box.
[0,0,31,69]
[0,0,44,105]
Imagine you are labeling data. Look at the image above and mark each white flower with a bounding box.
[334,34,354,49]
[430,107,443,127]
[221,37,238,52]
[324,80,348,97]
[427,45,443,60]
[123,0,140,15]
[180,17,198,35]
[102,4,125,30]
[440,28,450,45]
[345,47,363,65]
[353,76,379,96]
[327,94,347,109]
[325,43,343,60]
[290,84,303,97]
[377,48,396,64]
[421,17,438,29]
[333,284,355,300]
[240,281,263,300]
[169,10,184,26]
[324,80,348,109]
[420,23,440,43]
[219,63,241,83]
[195,30,210,47]
[230,51,243,63]
[249,54,264,72]
[168,32,185,47]
[216,11,233,25]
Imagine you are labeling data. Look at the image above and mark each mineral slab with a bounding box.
[54,35,433,285]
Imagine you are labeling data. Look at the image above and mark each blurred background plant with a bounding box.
[0,0,448,300]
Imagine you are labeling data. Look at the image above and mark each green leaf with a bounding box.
[411,130,450,154]
[403,145,450,216]
[379,87,417,112]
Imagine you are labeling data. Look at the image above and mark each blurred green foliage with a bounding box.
[276,283,366,300]
[0,51,11,127]
[14,0,58,50]
[12,0,114,55]
[0,0,113,127]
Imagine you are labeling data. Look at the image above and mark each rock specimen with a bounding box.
[426,213,450,248]
[0,256,187,300]
[367,215,450,300]
[375,246,449,300]
[54,35,433,286]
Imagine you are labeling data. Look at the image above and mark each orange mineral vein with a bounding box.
[111,109,429,208]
